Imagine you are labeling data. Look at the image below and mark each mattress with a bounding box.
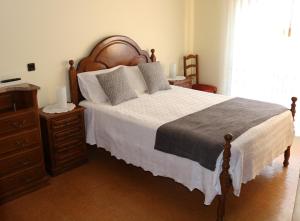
[80,86,294,205]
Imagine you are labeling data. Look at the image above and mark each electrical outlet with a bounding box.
[27,63,35,71]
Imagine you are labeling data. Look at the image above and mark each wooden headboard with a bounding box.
[68,35,156,105]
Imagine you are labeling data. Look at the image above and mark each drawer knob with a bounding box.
[25,177,33,183]
[17,160,32,166]
[11,120,27,129]
[21,161,31,166]
[15,139,29,148]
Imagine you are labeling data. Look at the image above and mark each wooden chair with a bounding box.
[183,54,217,93]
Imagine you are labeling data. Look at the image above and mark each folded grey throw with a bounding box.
[154,97,288,171]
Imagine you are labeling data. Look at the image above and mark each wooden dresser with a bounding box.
[39,107,87,176]
[0,83,48,204]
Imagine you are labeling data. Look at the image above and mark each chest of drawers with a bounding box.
[0,84,48,204]
[39,107,87,176]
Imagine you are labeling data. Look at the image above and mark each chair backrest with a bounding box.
[183,54,199,84]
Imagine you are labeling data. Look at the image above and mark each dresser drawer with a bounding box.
[51,112,82,132]
[0,110,37,136]
[0,129,40,157]
[0,165,45,195]
[0,148,42,178]
[0,94,13,113]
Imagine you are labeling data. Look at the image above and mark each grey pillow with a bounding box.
[138,62,171,94]
[96,67,138,105]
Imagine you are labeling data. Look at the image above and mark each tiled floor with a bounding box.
[293,186,300,220]
[292,170,300,220]
[1,138,300,221]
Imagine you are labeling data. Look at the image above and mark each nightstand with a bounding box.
[39,106,87,176]
[168,77,192,89]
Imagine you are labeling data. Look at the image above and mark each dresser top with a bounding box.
[0,83,40,94]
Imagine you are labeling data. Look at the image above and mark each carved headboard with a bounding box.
[68,35,156,105]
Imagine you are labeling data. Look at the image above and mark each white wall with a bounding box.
[0,0,189,106]
[193,0,227,93]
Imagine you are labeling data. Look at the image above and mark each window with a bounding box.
[226,0,300,133]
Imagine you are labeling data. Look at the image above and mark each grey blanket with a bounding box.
[154,97,288,171]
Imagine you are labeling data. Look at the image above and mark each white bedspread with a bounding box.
[80,86,294,205]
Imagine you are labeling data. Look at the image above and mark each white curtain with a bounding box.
[224,0,300,134]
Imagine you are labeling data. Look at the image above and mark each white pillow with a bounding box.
[77,65,147,103]
[123,66,147,95]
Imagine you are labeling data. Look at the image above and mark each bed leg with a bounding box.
[283,97,297,168]
[283,146,291,167]
[217,134,233,221]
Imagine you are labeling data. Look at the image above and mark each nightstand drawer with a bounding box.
[0,129,40,157]
[0,148,42,178]
[0,165,45,195]
[55,144,85,166]
[53,126,84,143]
[0,110,37,136]
[54,137,84,150]
[51,113,82,132]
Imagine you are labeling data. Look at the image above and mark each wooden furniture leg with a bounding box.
[283,146,291,167]
[150,49,156,62]
[217,134,233,221]
[283,97,297,167]
[291,97,297,121]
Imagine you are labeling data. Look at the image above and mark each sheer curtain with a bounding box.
[224,0,300,134]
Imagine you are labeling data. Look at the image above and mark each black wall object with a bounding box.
[0,78,21,83]
[27,63,35,71]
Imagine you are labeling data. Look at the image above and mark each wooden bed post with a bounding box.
[150,49,156,62]
[283,97,297,167]
[290,97,297,121]
[217,133,233,221]
[68,60,79,106]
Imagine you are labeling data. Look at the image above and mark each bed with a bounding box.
[68,35,297,221]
